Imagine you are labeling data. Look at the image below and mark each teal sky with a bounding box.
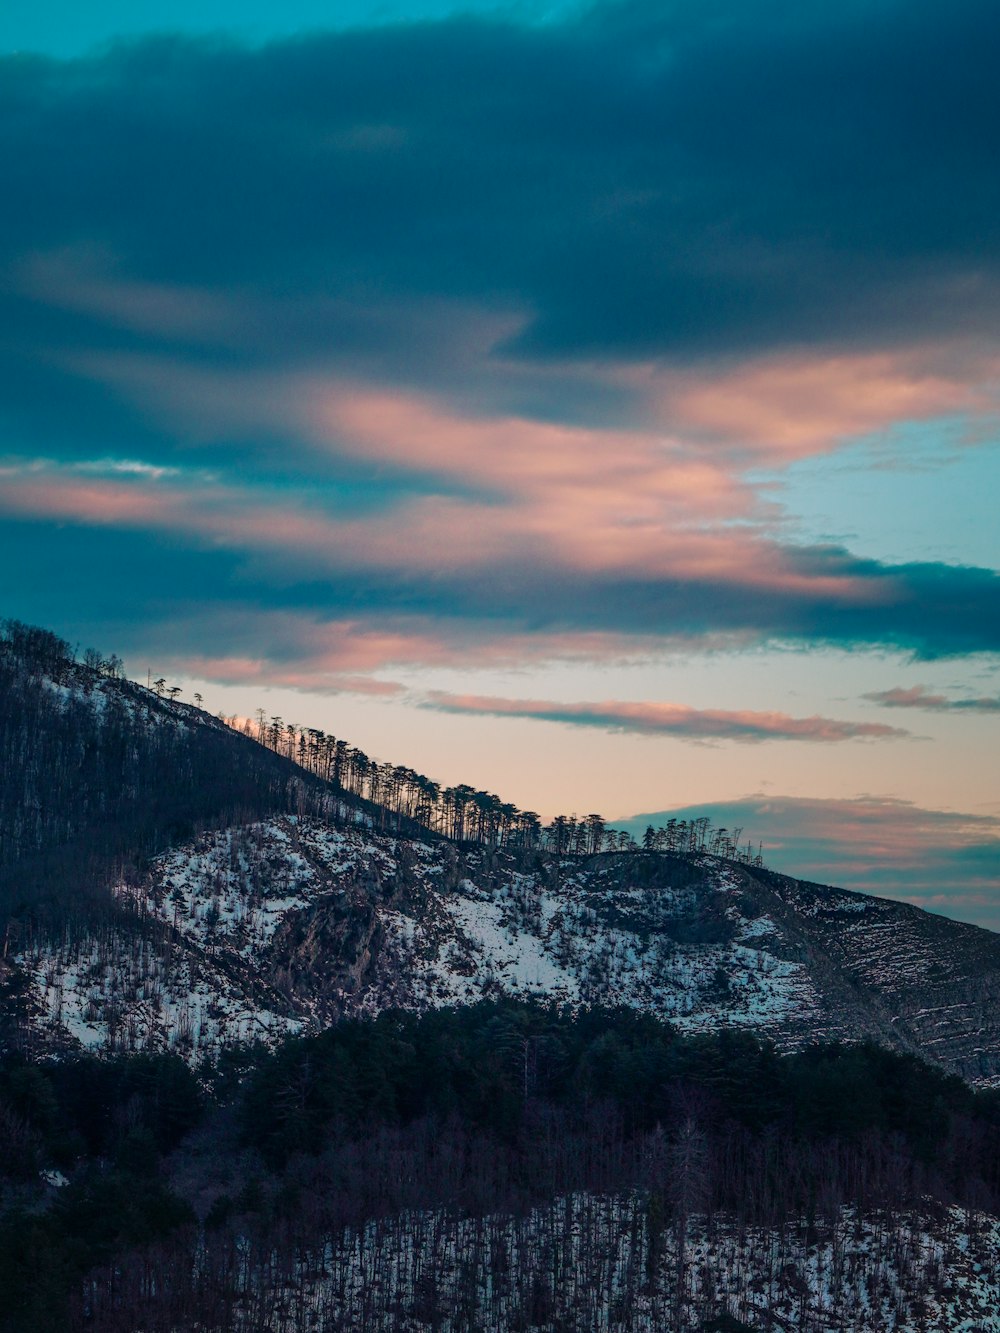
[1,0,997,924]
[0,0,561,58]
[761,422,1000,570]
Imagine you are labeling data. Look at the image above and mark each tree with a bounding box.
[669,1115,710,1322]
[585,814,606,854]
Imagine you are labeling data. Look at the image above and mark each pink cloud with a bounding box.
[650,345,1000,461]
[750,794,996,861]
[311,383,748,515]
[36,304,999,609]
[0,467,338,554]
[48,347,779,567]
[0,451,882,604]
[143,605,686,682]
[866,685,951,709]
[421,692,909,743]
[296,385,896,593]
[5,328,994,680]
[170,653,407,696]
[29,250,1000,482]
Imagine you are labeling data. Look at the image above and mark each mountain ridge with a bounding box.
[3,618,1000,1085]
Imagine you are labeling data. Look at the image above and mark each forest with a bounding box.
[0,621,334,941]
[3,1001,1000,1329]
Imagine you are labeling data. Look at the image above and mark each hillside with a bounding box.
[0,621,335,932]
[7,622,1000,1331]
[10,815,1000,1083]
[7,1000,1000,1332]
[80,1194,1000,1332]
[3,619,1000,1084]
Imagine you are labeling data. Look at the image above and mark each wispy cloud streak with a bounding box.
[865,685,1000,713]
[2,455,1000,663]
[421,692,908,743]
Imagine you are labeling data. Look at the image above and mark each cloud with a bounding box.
[70,457,182,480]
[2,2,1000,681]
[421,691,908,743]
[620,794,1000,929]
[865,685,1000,713]
[178,659,406,696]
[652,348,1000,461]
[2,454,1000,664]
[74,598,667,686]
[4,2,1000,368]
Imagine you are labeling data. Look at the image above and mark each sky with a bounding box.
[1,0,998,925]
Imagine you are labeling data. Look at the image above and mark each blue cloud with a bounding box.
[2,1,999,365]
[419,690,910,742]
[865,685,1000,712]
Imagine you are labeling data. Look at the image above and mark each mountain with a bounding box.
[4,618,1000,1085]
[8,619,1000,1333]
[12,814,1000,1083]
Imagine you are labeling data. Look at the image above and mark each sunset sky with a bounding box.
[2,1,998,923]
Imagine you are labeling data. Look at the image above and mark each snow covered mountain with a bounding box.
[9,622,1000,1333]
[13,812,1000,1084]
[5,619,1000,1084]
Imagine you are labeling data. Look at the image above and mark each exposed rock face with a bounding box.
[13,815,1000,1083]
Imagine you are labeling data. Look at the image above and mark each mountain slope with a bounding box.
[0,621,336,938]
[10,813,1000,1084]
[4,619,1000,1083]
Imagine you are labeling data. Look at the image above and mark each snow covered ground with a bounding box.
[103,1197,1000,1331]
[375,855,823,1040]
